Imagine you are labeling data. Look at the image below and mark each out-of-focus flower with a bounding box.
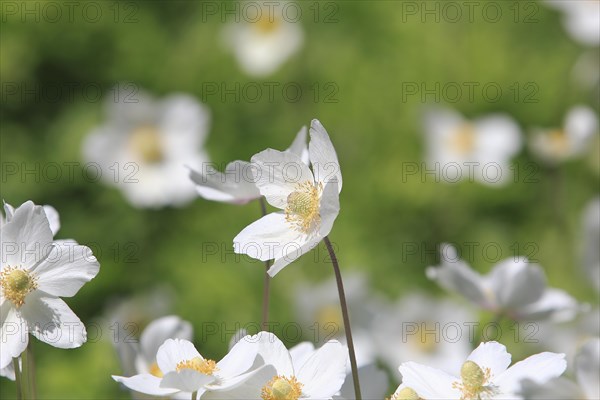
[113,338,260,398]
[427,244,579,322]
[582,197,600,292]
[372,292,475,378]
[0,201,100,368]
[335,363,389,400]
[189,127,308,205]
[530,106,599,164]
[1,203,60,236]
[82,89,210,208]
[223,1,304,77]
[234,120,342,276]
[520,338,600,400]
[422,108,522,186]
[545,0,600,46]
[399,341,567,400]
[205,332,346,399]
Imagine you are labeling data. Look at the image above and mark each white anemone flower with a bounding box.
[204,331,347,400]
[581,197,600,292]
[520,337,600,400]
[189,127,309,205]
[530,105,599,164]
[423,108,522,186]
[233,119,342,277]
[372,292,475,378]
[399,341,567,400]
[545,1,600,46]
[83,89,210,208]
[222,1,304,77]
[427,244,579,322]
[113,338,260,398]
[0,201,100,368]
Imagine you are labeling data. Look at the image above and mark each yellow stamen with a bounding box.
[129,125,164,163]
[449,124,476,155]
[285,181,322,233]
[0,267,37,308]
[253,14,281,34]
[176,357,218,375]
[315,304,344,332]
[389,387,421,400]
[261,376,303,400]
[452,360,494,400]
[149,361,163,378]
[547,129,571,157]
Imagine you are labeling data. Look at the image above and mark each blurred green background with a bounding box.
[1,0,599,398]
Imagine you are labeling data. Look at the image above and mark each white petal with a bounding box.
[338,364,389,400]
[286,126,309,165]
[0,362,16,381]
[309,120,342,191]
[156,338,201,374]
[297,341,347,398]
[201,364,277,400]
[267,236,320,277]
[488,259,546,311]
[113,374,180,396]
[575,338,600,400]
[565,105,599,152]
[495,352,566,394]
[253,331,294,376]
[318,181,340,238]
[399,362,460,399]
[140,316,193,364]
[251,149,314,209]
[0,304,28,368]
[1,201,53,269]
[160,370,213,393]
[233,212,309,263]
[515,288,579,322]
[20,292,86,349]
[289,342,315,369]
[189,161,261,205]
[467,341,511,378]
[42,206,60,236]
[216,333,259,379]
[31,242,99,298]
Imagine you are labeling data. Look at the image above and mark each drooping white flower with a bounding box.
[530,105,599,164]
[399,341,567,400]
[0,201,100,369]
[204,331,347,400]
[189,127,309,205]
[372,292,475,378]
[520,337,600,400]
[545,0,600,46]
[113,337,260,398]
[222,1,304,77]
[83,89,210,208]
[581,197,600,292]
[233,119,342,277]
[427,244,579,322]
[422,108,522,186]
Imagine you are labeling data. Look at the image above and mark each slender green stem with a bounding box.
[191,391,197,400]
[13,357,22,400]
[323,236,362,400]
[20,345,30,400]
[259,197,271,331]
[27,343,37,399]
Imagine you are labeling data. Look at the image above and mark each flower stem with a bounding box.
[20,345,30,400]
[259,197,271,331]
[191,391,197,400]
[12,358,22,400]
[27,343,37,399]
[323,236,362,400]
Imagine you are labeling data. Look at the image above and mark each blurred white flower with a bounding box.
[399,341,567,400]
[205,332,347,399]
[372,292,475,378]
[234,120,342,276]
[520,338,600,400]
[83,89,210,208]
[1,203,60,236]
[422,108,522,186]
[0,201,100,369]
[189,127,308,205]
[335,363,388,400]
[581,197,600,292]
[545,0,600,46]
[113,337,260,398]
[223,1,304,77]
[427,244,579,322]
[530,105,599,164]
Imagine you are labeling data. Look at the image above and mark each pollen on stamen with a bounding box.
[0,266,37,308]
[261,375,303,400]
[389,387,421,400]
[452,360,494,400]
[285,181,322,233]
[176,357,218,375]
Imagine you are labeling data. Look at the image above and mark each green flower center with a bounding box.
[0,267,37,308]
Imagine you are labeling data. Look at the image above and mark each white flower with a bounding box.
[0,201,100,368]
[399,341,567,400]
[223,1,303,77]
[372,292,475,378]
[204,332,347,400]
[83,89,210,208]
[233,119,342,277]
[427,244,579,322]
[582,197,600,292]
[422,108,522,186]
[530,105,599,164]
[545,0,600,46]
[520,337,600,400]
[189,127,309,205]
[113,337,260,398]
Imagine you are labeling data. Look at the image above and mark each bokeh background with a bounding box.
[1,0,599,398]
